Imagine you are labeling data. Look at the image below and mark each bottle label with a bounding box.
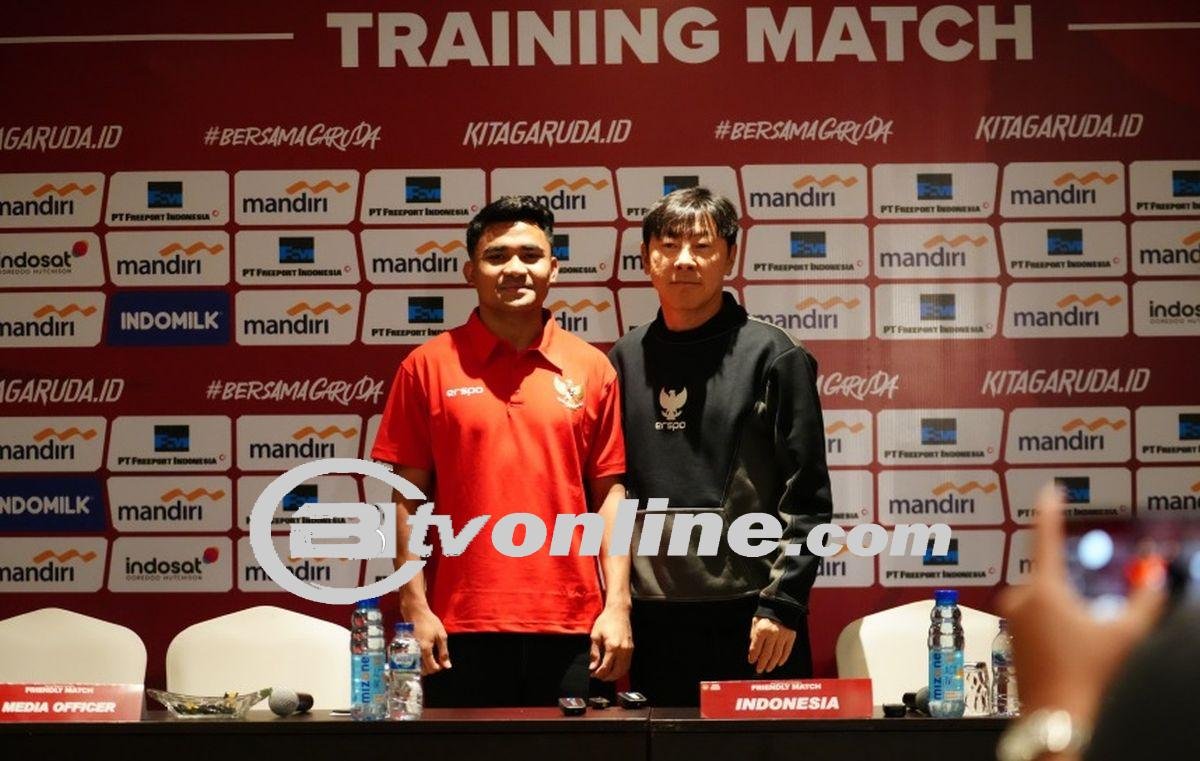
[929,648,964,702]
[390,652,420,672]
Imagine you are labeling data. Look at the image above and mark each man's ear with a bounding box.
[463,256,475,285]
[548,254,559,285]
[641,242,650,275]
[725,244,738,276]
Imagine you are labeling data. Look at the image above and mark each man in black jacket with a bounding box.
[608,187,833,706]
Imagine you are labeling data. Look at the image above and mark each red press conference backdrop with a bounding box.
[1,1,1198,691]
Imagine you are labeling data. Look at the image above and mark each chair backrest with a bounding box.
[0,607,147,684]
[836,600,1001,706]
[166,606,349,708]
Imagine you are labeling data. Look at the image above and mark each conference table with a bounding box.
[1,708,1007,760]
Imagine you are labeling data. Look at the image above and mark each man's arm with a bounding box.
[588,474,634,681]
[390,467,451,675]
[750,345,833,673]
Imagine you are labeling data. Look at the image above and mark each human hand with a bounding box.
[589,605,633,681]
[999,485,1166,725]
[748,617,796,674]
[404,603,452,675]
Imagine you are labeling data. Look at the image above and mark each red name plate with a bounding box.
[700,678,873,719]
[0,683,143,722]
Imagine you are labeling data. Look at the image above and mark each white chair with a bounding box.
[166,606,349,709]
[0,607,147,684]
[836,600,1001,706]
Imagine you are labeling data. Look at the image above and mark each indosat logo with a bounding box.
[248,459,952,604]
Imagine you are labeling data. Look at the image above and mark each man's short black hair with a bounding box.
[642,187,739,249]
[466,196,554,258]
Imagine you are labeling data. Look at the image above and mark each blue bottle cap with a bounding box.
[394,622,415,633]
[934,589,959,605]
[356,597,380,608]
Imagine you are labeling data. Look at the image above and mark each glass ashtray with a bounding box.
[146,687,271,719]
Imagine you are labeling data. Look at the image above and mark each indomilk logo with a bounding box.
[1173,170,1200,198]
[0,548,96,583]
[1013,292,1119,328]
[154,425,190,453]
[408,296,444,324]
[147,181,183,209]
[242,180,346,214]
[0,426,94,463]
[405,176,442,203]
[662,175,699,195]
[1055,476,1091,504]
[552,234,570,261]
[916,174,953,200]
[279,236,315,264]
[920,294,956,321]
[791,232,826,258]
[888,480,993,516]
[1047,229,1084,256]
[0,181,95,217]
[250,425,356,461]
[750,174,854,209]
[923,537,959,566]
[921,418,957,446]
[536,177,606,211]
[125,546,218,580]
[1010,171,1115,206]
[1017,417,1123,452]
[109,291,230,346]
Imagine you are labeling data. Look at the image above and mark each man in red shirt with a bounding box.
[371,196,632,707]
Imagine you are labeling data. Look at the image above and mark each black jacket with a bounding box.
[608,293,833,628]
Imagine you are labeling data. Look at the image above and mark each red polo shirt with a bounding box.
[371,309,625,634]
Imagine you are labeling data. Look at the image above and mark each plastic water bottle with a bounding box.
[991,617,1020,716]
[386,622,423,720]
[927,588,965,718]
[350,598,386,721]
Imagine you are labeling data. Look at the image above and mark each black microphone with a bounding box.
[268,688,314,717]
[901,687,929,716]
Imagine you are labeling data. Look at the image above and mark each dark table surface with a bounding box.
[1,708,1007,761]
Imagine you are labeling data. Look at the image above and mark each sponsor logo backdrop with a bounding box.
[1,1,1197,687]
